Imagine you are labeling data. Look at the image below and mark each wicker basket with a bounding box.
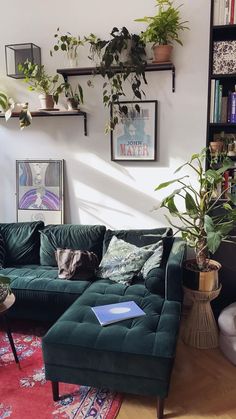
[0,284,9,303]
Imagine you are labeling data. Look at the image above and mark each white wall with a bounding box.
[0,0,210,228]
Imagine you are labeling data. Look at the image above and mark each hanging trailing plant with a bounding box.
[86,27,147,132]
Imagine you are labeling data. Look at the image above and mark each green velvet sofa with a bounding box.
[0,221,185,419]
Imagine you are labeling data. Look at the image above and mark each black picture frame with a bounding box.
[111,100,158,161]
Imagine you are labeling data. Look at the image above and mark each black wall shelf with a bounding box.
[0,110,87,135]
[57,62,176,92]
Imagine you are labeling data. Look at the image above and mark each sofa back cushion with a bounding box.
[0,222,44,266]
[40,224,106,266]
[103,227,173,264]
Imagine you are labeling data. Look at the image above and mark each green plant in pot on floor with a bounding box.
[0,91,31,129]
[135,0,189,63]
[18,61,61,109]
[0,276,11,304]
[155,148,236,291]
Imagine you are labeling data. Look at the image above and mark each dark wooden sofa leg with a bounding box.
[51,381,59,401]
[157,397,164,419]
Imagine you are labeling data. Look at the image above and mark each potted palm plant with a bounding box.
[18,61,62,109]
[135,0,189,63]
[0,91,32,129]
[155,148,236,291]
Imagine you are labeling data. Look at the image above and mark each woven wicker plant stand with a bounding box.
[183,285,222,349]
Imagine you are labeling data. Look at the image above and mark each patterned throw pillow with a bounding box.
[97,236,154,284]
[0,233,6,269]
[140,240,163,279]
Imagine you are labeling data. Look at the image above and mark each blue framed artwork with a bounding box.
[111,100,158,161]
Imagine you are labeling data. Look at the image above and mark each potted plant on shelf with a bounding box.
[86,26,147,132]
[155,148,236,291]
[51,28,84,67]
[135,0,189,63]
[0,91,32,129]
[56,81,84,110]
[18,61,62,109]
[0,276,11,303]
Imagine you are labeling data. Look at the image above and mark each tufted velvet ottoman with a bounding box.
[42,282,181,419]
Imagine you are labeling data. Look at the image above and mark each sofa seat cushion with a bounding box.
[40,224,106,266]
[1,266,95,322]
[43,282,181,386]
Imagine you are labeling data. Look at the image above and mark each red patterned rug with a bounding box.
[0,325,122,419]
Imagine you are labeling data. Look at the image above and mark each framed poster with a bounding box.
[111,100,158,161]
[16,160,64,225]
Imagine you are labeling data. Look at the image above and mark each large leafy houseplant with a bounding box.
[155,149,236,273]
[135,0,189,62]
[0,91,31,129]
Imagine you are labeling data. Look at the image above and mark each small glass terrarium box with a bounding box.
[5,43,41,78]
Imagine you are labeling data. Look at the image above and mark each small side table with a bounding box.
[183,285,221,349]
[0,293,20,367]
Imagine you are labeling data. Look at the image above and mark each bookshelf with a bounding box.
[207,0,236,316]
[207,0,236,173]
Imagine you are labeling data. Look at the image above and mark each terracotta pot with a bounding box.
[152,44,173,63]
[67,98,79,111]
[210,141,223,153]
[39,94,55,110]
[183,259,221,291]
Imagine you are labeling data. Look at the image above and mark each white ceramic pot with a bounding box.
[39,94,55,110]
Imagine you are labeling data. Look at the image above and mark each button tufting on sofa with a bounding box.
[0,222,185,419]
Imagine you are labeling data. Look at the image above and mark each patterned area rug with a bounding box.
[0,325,122,419]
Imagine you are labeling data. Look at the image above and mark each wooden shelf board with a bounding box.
[0,110,86,117]
[57,62,175,77]
[209,122,236,126]
[57,62,176,92]
[0,110,88,135]
[211,73,236,79]
[213,24,236,30]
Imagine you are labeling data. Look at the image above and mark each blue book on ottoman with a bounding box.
[92,301,146,326]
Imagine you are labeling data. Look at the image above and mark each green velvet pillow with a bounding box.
[40,224,106,266]
[0,222,44,266]
[97,236,154,284]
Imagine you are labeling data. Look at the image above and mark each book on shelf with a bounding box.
[214,0,236,25]
[221,96,228,122]
[230,92,236,122]
[91,301,146,326]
